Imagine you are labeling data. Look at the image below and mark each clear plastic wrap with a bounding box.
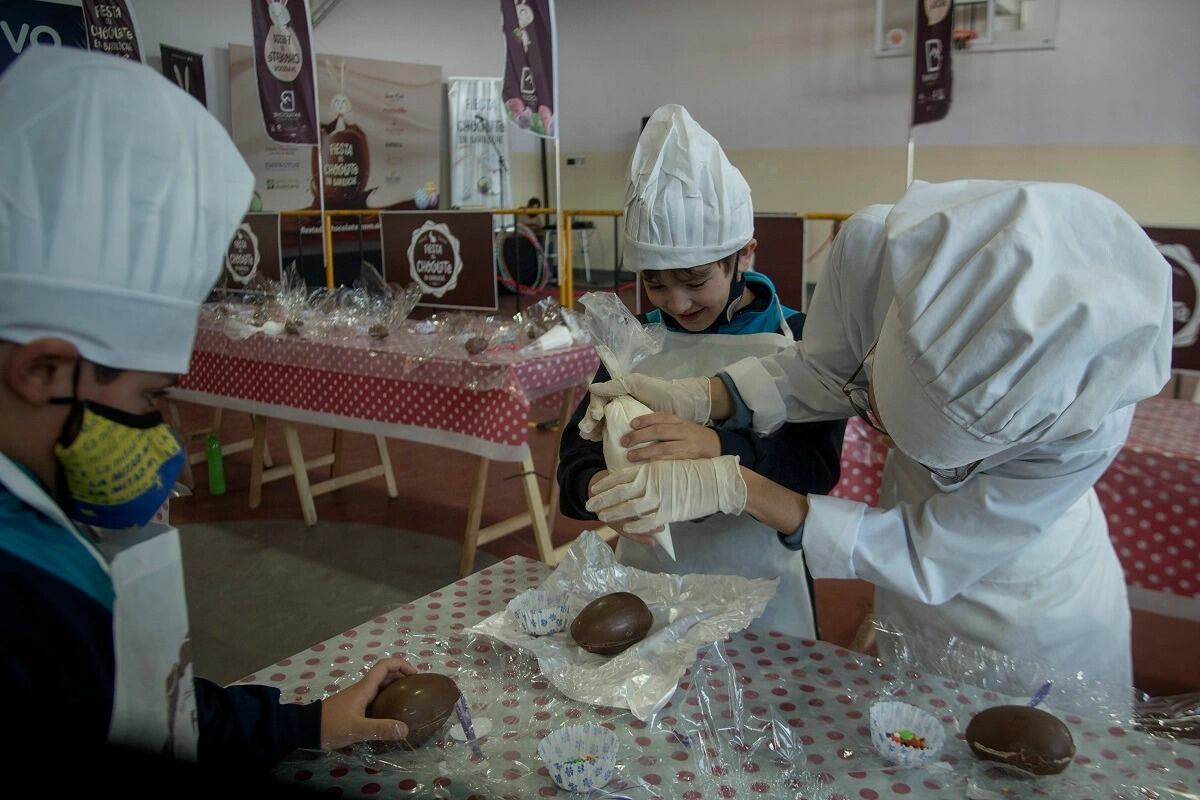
[576,292,665,379]
[470,531,778,720]
[267,556,1200,800]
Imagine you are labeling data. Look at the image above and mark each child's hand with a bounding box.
[620,412,721,462]
[319,656,419,751]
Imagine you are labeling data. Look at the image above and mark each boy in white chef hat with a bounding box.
[0,47,412,765]
[559,105,845,637]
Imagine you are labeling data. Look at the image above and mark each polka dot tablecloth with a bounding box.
[252,557,1200,799]
[175,326,599,462]
[831,400,1200,618]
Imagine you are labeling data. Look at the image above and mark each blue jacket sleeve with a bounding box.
[196,678,323,768]
[557,362,610,521]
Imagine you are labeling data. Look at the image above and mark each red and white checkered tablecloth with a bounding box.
[831,399,1200,619]
[173,326,599,463]
[249,557,1200,799]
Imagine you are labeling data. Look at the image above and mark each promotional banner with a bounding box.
[500,0,556,137]
[160,44,206,106]
[231,44,442,212]
[1145,226,1200,373]
[249,0,319,145]
[1,0,87,75]
[448,77,512,210]
[380,212,497,310]
[216,213,283,292]
[81,0,141,62]
[912,0,953,126]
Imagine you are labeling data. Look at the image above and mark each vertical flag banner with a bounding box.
[250,0,319,145]
[912,0,953,126]
[448,77,512,209]
[500,0,556,138]
[81,0,141,62]
[160,45,207,106]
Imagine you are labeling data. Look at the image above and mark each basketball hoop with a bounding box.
[952,27,980,49]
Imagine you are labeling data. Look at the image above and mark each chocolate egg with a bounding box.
[368,323,390,339]
[464,336,489,355]
[965,705,1075,775]
[570,592,653,655]
[366,672,462,749]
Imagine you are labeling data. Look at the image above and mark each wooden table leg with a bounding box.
[249,415,268,509]
[520,455,555,565]
[459,456,491,577]
[331,429,345,479]
[375,436,398,498]
[283,423,318,526]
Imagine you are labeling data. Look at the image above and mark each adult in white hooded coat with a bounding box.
[587,180,1173,708]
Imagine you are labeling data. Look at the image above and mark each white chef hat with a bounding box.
[870,180,1172,470]
[0,47,254,374]
[623,104,752,272]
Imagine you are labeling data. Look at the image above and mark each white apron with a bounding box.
[97,523,199,760]
[0,458,197,759]
[874,451,1133,709]
[616,315,819,638]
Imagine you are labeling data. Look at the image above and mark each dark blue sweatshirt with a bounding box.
[0,464,321,768]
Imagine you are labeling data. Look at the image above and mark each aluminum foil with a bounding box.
[470,531,778,720]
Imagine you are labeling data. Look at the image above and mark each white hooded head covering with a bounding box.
[623,104,752,272]
[870,180,1172,470]
[0,47,254,374]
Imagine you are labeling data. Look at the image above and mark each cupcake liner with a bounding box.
[870,700,945,768]
[508,588,571,636]
[537,722,620,793]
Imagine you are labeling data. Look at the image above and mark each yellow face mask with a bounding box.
[52,400,184,530]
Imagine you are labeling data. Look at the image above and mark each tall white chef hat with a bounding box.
[0,47,254,374]
[623,104,752,272]
[871,180,1172,469]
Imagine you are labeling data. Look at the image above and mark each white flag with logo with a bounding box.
[448,77,512,210]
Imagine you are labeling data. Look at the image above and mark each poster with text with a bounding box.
[82,0,141,62]
[249,0,318,145]
[231,43,442,212]
[500,0,556,138]
[380,212,497,311]
[1,0,87,75]
[912,0,953,126]
[448,77,512,210]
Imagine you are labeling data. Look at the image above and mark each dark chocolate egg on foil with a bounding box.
[965,705,1075,775]
[366,672,461,749]
[570,592,653,655]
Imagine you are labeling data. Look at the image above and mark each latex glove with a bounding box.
[576,393,607,442]
[585,455,747,535]
[320,656,419,751]
[588,471,665,547]
[589,374,711,424]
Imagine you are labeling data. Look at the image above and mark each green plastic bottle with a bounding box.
[205,434,226,496]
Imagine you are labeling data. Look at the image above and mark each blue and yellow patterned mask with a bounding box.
[52,383,184,530]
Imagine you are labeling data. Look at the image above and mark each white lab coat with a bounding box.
[616,312,818,638]
[723,207,1135,706]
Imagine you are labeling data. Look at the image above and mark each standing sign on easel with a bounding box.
[81,0,142,62]
[907,0,953,184]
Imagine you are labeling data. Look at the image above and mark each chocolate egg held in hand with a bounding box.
[571,592,653,655]
[965,705,1075,775]
[366,672,462,749]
